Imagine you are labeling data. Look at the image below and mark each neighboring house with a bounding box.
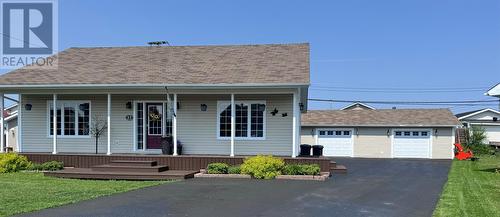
[486,83,500,98]
[3,104,18,151]
[301,109,459,159]
[0,44,309,157]
[456,108,500,145]
[340,102,375,111]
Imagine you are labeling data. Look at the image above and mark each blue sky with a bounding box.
[2,0,500,112]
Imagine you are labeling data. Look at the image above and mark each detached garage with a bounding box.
[301,109,460,159]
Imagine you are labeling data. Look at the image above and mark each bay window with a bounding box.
[217,101,266,139]
[48,101,90,137]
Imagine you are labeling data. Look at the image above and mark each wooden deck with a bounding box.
[45,168,198,180]
[22,153,332,172]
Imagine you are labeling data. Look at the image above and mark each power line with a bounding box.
[308,98,499,106]
[310,88,486,93]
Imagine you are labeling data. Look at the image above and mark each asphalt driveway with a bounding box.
[18,158,451,217]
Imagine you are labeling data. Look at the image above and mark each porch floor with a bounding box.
[44,168,198,180]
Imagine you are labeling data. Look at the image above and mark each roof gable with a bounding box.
[0,43,310,86]
[456,108,500,121]
[341,102,375,110]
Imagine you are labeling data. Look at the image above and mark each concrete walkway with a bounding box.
[18,158,451,217]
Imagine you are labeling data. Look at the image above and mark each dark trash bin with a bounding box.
[177,142,183,155]
[300,144,312,156]
[312,145,324,157]
[161,136,173,155]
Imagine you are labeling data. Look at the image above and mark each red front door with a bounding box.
[146,103,163,149]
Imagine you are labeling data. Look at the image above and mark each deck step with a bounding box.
[329,161,337,169]
[44,168,197,180]
[331,165,347,174]
[91,164,169,173]
[110,160,157,167]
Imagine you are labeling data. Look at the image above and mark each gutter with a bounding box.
[301,124,460,128]
[0,83,310,89]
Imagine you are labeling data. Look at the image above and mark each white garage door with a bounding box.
[317,129,353,157]
[393,130,431,158]
[482,125,500,144]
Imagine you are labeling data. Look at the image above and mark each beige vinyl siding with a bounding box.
[178,94,293,156]
[353,128,392,158]
[301,126,454,159]
[432,127,454,159]
[21,93,294,156]
[300,127,316,145]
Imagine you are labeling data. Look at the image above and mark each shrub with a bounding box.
[41,161,64,171]
[300,164,321,175]
[282,164,320,175]
[228,165,241,174]
[282,164,302,175]
[207,162,229,174]
[0,153,30,173]
[464,126,494,155]
[26,162,42,171]
[241,155,284,179]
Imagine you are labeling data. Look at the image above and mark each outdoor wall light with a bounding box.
[386,129,390,137]
[24,104,32,111]
[200,104,207,111]
[79,103,89,111]
[270,108,279,116]
[299,103,304,111]
[494,117,498,122]
[282,112,288,117]
[177,102,181,110]
[125,115,133,121]
[356,128,359,136]
[258,104,266,111]
[435,129,438,136]
[126,102,132,109]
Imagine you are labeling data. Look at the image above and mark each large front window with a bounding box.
[48,101,90,136]
[217,101,266,139]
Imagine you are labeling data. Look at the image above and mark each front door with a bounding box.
[146,103,163,149]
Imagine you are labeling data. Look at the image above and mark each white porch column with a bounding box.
[292,91,298,158]
[18,94,22,152]
[173,94,178,156]
[230,94,235,157]
[52,94,57,154]
[0,93,4,153]
[107,93,111,155]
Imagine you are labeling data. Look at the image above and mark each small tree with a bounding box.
[466,126,492,155]
[89,115,107,154]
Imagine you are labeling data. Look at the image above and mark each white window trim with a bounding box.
[146,104,164,136]
[216,100,266,140]
[46,100,92,138]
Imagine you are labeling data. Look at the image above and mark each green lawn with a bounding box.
[0,172,167,217]
[434,155,500,217]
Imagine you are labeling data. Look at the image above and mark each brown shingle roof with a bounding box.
[0,43,309,86]
[302,109,460,127]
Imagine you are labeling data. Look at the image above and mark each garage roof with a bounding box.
[302,109,460,127]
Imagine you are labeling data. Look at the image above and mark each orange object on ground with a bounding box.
[454,143,474,160]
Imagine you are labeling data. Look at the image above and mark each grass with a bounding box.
[433,154,500,217]
[0,172,167,217]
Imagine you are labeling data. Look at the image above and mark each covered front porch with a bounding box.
[1,87,306,157]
